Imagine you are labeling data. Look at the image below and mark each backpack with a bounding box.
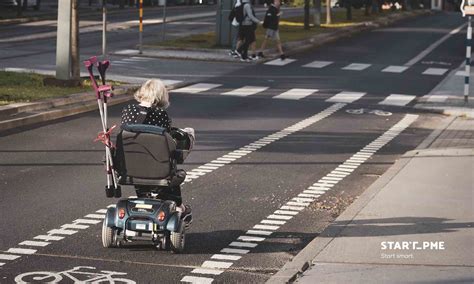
[234,4,245,24]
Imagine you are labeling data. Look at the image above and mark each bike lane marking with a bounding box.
[180,114,419,283]
[0,103,345,270]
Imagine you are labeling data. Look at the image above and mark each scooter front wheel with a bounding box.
[102,219,116,248]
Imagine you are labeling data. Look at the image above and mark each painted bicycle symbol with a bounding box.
[14,266,136,283]
[345,108,392,116]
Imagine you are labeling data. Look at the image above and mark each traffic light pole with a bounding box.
[56,0,72,80]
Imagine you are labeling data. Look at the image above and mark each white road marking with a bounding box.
[253,224,280,230]
[181,276,214,284]
[405,22,467,66]
[222,86,268,96]
[48,229,78,235]
[172,83,222,94]
[229,241,258,248]
[426,95,449,103]
[422,68,449,76]
[191,268,224,275]
[299,193,320,198]
[304,190,325,195]
[0,254,20,260]
[303,60,333,68]
[96,209,108,214]
[342,63,371,71]
[211,254,242,261]
[84,214,105,219]
[292,197,314,202]
[237,235,265,242]
[34,235,64,241]
[6,248,36,255]
[0,262,4,266]
[286,201,310,207]
[61,224,90,230]
[382,65,409,73]
[73,218,102,225]
[246,230,273,236]
[261,219,286,225]
[268,214,293,220]
[202,261,233,269]
[326,91,366,103]
[280,205,305,211]
[264,58,297,66]
[274,210,299,216]
[19,241,50,247]
[273,88,318,100]
[221,248,250,254]
[379,94,416,106]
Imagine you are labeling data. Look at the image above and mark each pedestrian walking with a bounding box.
[258,0,286,60]
[228,0,242,58]
[236,0,262,62]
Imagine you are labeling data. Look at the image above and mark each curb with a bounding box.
[265,114,455,284]
[0,81,188,133]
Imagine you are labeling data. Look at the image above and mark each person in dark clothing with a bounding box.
[236,0,262,61]
[258,0,286,60]
[121,79,194,214]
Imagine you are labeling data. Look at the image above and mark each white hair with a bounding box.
[134,79,169,108]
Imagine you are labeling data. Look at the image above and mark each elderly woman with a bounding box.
[121,79,193,215]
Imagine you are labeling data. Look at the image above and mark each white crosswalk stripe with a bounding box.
[326,91,366,103]
[222,86,268,96]
[303,60,333,68]
[265,58,297,66]
[342,63,371,71]
[172,83,222,94]
[273,88,318,100]
[426,95,449,103]
[422,68,449,76]
[379,94,416,106]
[382,65,409,73]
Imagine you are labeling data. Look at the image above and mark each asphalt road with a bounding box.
[0,11,468,284]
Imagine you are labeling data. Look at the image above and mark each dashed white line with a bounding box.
[229,241,258,248]
[61,224,90,230]
[181,276,214,284]
[19,241,50,247]
[6,248,36,255]
[253,224,280,230]
[84,214,105,219]
[261,219,286,225]
[191,268,224,275]
[274,210,299,216]
[273,88,318,100]
[237,235,265,242]
[0,254,21,260]
[382,65,409,73]
[342,63,371,71]
[326,91,366,103]
[222,86,268,97]
[379,94,416,106]
[73,218,102,225]
[172,83,222,94]
[422,68,448,76]
[264,58,297,66]
[211,254,242,261]
[202,261,233,269]
[268,214,293,220]
[303,60,333,68]
[34,235,64,241]
[221,248,250,254]
[246,230,273,236]
[47,229,77,235]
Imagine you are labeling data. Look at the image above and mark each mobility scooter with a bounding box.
[84,57,192,253]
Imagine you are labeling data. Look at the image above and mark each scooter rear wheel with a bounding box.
[170,222,185,253]
[102,219,116,248]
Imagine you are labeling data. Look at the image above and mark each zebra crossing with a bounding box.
[171,83,419,106]
[264,58,453,76]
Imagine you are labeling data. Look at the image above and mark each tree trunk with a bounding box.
[346,0,352,20]
[16,0,22,17]
[313,0,321,27]
[71,0,80,81]
[304,0,310,30]
[326,0,332,24]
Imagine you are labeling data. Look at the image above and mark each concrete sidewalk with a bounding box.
[267,116,474,283]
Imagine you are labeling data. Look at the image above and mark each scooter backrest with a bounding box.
[114,124,176,183]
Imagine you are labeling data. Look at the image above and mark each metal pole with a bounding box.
[102,0,107,57]
[162,0,167,41]
[465,16,472,102]
[56,0,72,80]
[139,0,143,54]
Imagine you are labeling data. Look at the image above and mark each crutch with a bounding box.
[84,56,121,198]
